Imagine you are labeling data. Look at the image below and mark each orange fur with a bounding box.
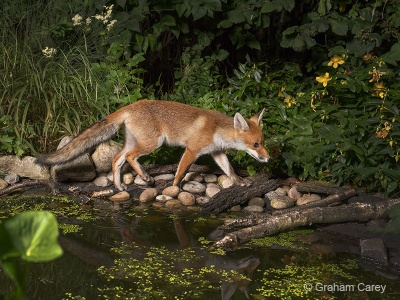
[36,100,269,190]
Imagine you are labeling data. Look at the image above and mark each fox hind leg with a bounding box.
[125,142,159,183]
[112,132,137,191]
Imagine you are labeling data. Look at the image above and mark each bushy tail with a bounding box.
[35,118,121,166]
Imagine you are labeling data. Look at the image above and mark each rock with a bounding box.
[297,194,321,206]
[182,181,206,193]
[178,192,196,206]
[50,136,96,182]
[0,178,8,189]
[196,196,211,205]
[218,175,234,188]
[155,195,173,202]
[288,186,302,200]
[360,238,388,265]
[243,205,264,213]
[265,191,278,201]
[154,174,175,181]
[183,172,203,182]
[187,206,202,213]
[162,186,180,198]
[139,188,158,202]
[230,205,241,212]
[109,191,130,202]
[281,185,290,193]
[203,174,218,183]
[91,141,121,172]
[248,197,265,208]
[123,173,134,185]
[4,173,20,185]
[151,202,164,210]
[0,155,50,180]
[274,187,287,196]
[93,176,112,187]
[134,175,155,186]
[270,195,295,209]
[165,199,182,209]
[205,183,221,198]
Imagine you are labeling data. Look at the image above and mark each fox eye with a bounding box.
[253,142,260,148]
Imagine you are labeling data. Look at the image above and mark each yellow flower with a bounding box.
[284,95,297,107]
[362,53,375,61]
[373,82,386,98]
[327,55,345,68]
[316,73,332,87]
[368,67,388,82]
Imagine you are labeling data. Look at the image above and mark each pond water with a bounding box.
[0,193,399,299]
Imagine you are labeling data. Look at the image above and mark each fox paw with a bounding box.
[115,183,128,191]
[139,174,155,186]
[233,177,252,187]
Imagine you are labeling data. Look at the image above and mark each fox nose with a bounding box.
[258,155,269,163]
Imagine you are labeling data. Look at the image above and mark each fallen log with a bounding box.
[295,181,349,195]
[0,179,60,196]
[202,176,283,214]
[213,198,400,250]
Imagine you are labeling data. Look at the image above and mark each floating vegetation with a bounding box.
[249,229,315,250]
[98,243,250,299]
[257,258,359,299]
[59,223,83,234]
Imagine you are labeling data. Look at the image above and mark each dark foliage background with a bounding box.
[1,0,399,195]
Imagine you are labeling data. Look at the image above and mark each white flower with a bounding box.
[42,47,57,58]
[72,14,83,26]
[94,4,114,24]
[107,19,117,31]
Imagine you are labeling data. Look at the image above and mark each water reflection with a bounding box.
[57,206,261,299]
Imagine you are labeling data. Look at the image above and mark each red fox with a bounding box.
[36,100,269,191]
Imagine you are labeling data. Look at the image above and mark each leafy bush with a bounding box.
[1,0,399,195]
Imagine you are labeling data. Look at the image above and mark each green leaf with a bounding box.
[215,49,229,61]
[330,19,348,35]
[382,43,400,66]
[0,211,63,262]
[281,0,295,11]
[176,4,187,17]
[161,14,176,27]
[248,39,261,50]
[191,6,208,20]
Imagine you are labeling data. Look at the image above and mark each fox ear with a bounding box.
[234,112,250,131]
[252,108,265,125]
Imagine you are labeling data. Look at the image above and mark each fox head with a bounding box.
[234,109,270,163]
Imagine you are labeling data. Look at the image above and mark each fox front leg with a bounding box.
[211,152,251,187]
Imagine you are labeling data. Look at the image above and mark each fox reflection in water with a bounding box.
[59,213,260,300]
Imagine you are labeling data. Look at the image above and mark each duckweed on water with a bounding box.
[249,229,314,250]
[198,237,226,255]
[0,194,100,222]
[58,223,83,234]
[257,258,359,299]
[97,244,248,299]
